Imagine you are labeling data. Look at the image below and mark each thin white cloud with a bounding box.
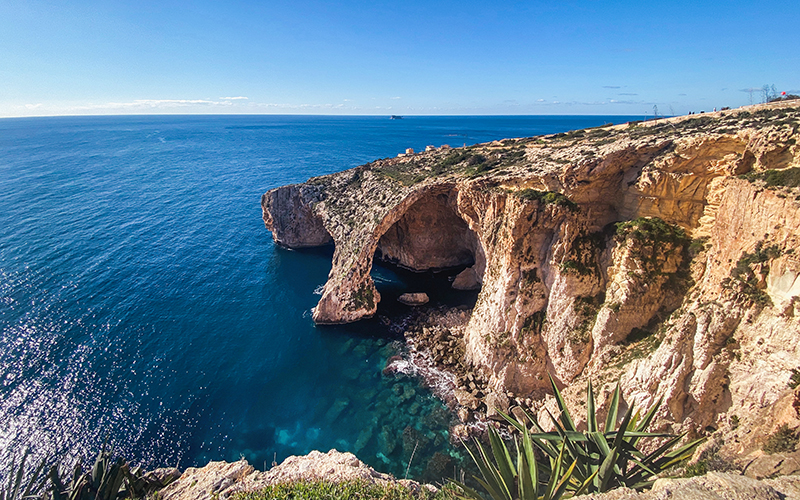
[25,103,42,109]
[79,99,218,110]
[66,99,245,111]
[390,96,402,100]
[253,102,350,110]
[219,96,248,100]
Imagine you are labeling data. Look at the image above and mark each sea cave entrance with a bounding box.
[370,190,485,315]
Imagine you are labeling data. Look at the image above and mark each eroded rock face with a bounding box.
[377,191,480,272]
[262,102,800,454]
[261,184,332,248]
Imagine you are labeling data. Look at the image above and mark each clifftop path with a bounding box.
[263,102,800,454]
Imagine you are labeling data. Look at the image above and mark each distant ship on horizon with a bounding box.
[390,115,403,120]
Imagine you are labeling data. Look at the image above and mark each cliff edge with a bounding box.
[262,102,800,457]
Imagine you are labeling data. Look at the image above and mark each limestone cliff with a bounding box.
[262,102,800,454]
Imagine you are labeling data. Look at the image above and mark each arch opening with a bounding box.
[371,191,485,311]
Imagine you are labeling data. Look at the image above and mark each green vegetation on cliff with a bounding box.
[722,241,782,305]
[455,376,703,499]
[514,190,578,211]
[741,167,800,189]
[235,481,458,500]
[1,446,171,500]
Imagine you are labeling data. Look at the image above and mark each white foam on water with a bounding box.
[384,339,458,404]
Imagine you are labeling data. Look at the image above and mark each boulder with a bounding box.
[452,267,481,290]
[398,292,429,306]
[485,391,510,420]
[455,387,481,410]
[649,472,783,500]
[159,459,256,500]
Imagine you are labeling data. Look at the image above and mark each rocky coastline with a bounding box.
[262,102,800,470]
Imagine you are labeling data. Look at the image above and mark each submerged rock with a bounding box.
[324,397,350,423]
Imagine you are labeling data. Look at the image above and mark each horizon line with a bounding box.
[0,111,673,121]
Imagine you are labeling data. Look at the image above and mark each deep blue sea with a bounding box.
[0,114,639,482]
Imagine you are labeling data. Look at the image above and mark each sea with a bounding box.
[0,114,640,483]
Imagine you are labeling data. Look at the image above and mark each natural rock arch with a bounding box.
[374,190,485,282]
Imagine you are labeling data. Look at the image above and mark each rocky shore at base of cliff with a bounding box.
[383,305,541,440]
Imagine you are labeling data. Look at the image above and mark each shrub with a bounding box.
[615,217,687,245]
[722,241,781,305]
[768,94,800,102]
[559,231,607,278]
[499,376,704,493]
[789,369,800,389]
[763,425,799,454]
[615,218,691,285]
[515,190,578,211]
[682,461,708,478]
[451,424,590,500]
[742,167,800,188]
[688,237,708,258]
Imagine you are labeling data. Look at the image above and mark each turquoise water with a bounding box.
[0,114,638,482]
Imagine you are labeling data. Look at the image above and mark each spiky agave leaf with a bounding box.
[497,376,706,494]
[547,374,576,433]
[451,423,580,500]
[1,450,47,500]
[587,380,598,434]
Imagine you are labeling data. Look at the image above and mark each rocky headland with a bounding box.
[262,102,800,472]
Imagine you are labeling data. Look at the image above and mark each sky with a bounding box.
[1,0,798,117]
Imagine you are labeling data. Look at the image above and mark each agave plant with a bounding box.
[49,445,145,500]
[451,422,594,500]
[500,375,705,493]
[1,450,47,500]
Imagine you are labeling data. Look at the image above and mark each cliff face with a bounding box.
[262,102,800,450]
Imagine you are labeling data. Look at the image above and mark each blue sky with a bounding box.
[1,0,798,117]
